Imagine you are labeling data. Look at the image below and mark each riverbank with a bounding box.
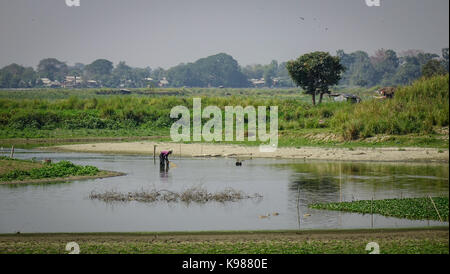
[47,141,449,163]
[0,227,447,254]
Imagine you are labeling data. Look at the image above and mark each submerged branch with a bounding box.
[89,187,263,204]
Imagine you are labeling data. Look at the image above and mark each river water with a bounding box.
[0,149,448,233]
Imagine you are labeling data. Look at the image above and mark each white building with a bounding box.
[158,77,169,87]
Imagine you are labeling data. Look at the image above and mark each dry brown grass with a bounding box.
[89,187,263,204]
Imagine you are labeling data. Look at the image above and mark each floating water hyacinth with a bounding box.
[309,197,449,222]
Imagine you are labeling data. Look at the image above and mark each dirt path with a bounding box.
[47,141,449,162]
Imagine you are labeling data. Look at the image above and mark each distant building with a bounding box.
[40,78,62,88]
[86,80,99,88]
[250,78,265,87]
[272,77,281,86]
[158,77,169,87]
[63,76,83,88]
[40,78,52,86]
[329,93,361,103]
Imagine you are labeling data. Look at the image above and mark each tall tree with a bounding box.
[286,52,345,105]
[349,51,377,87]
[37,58,68,81]
[84,59,114,86]
[371,49,399,85]
[442,48,449,72]
[422,60,447,78]
[393,56,421,85]
[263,60,278,87]
[68,63,85,77]
[167,53,249,87]
[85,59,114,76]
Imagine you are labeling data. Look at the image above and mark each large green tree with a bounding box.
[422,59,447,78]
[263,60,278,87]
[0,63,37,88]
[337,50,377,87]
[286,52,345,105]
[442,48,449,72]
[371,49,399,85]
[393,56,422,85]
[37,58,68,81]
[84,59,114,87]
[167,53,249,87]
[85,59,113,76]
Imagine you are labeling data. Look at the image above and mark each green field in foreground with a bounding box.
[309,197,449,222]
[2,239,447,254]
[0,228,447,254]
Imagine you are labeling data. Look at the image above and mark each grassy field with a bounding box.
[0,86,377,100]
[309,197,449,222]
[0,228,447,254]
[0,75,448,148]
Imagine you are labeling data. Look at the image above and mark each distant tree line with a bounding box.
[337,48,449,87]
[0,48,448,89]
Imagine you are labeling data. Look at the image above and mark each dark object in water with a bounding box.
[235,161,242,166]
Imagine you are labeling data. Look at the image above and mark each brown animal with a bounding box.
[378,87,397,99]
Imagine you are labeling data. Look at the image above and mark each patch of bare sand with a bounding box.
[46,142,449,163]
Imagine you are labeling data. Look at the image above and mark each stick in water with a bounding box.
[429,196,443,222]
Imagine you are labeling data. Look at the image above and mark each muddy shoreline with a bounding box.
[45,141,449,163]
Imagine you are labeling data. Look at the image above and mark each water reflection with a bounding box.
[283,161,449,201]
[0,150,448,233]
[281,161,449,230]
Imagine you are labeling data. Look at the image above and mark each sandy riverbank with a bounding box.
[46,142,449,162]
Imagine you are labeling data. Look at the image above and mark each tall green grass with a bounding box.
[331,75,449,140]
[0,75,448,142]
[0,95,345,133]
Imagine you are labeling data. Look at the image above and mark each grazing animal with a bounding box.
[378,87,397,99]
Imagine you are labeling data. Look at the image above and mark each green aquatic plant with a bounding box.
[0,160,99,182]
[309,197,449,222]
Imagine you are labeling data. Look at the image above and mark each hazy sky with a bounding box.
[0,0,448,69]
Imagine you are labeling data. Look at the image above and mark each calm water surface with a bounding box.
[0,149,448,233]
